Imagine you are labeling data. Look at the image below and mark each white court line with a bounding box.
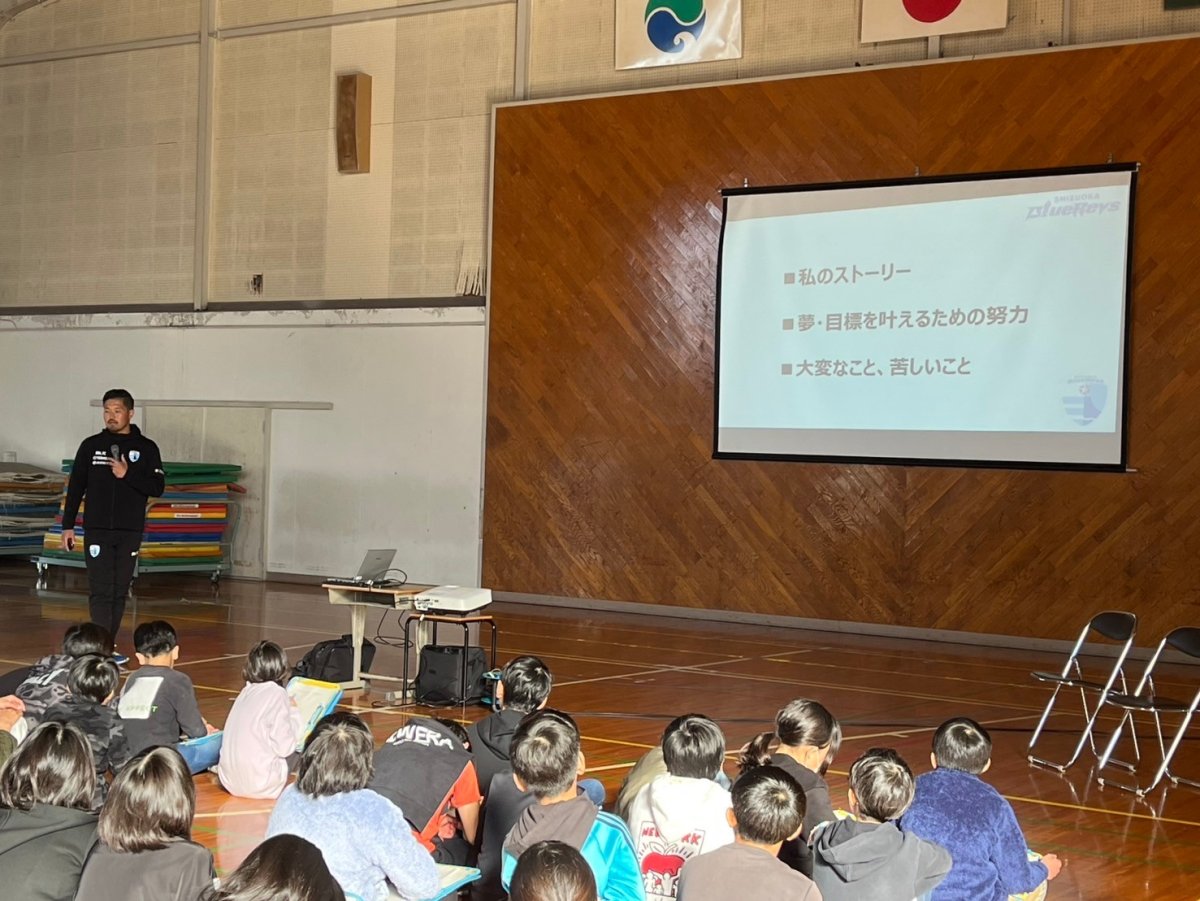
[178,643,312,668]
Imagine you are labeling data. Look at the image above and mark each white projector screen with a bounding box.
[714,165,1137,469]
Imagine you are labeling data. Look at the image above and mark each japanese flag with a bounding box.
[861,0,1008,43]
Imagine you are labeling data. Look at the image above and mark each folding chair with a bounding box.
[1027,610,1138,772]
[1095,627,1200,798]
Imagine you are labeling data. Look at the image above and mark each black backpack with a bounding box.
[292,634,375,683]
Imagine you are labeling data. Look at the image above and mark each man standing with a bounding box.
[62,389,164,663]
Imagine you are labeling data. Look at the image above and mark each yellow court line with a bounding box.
[587,762,638,774]
[1003,793,1200,830]
[194,808,273,819]
[192,683,240,695]
[0,657,32,667]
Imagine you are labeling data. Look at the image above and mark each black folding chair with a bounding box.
[1028,610,1138,772]
[1096,627,1200,798]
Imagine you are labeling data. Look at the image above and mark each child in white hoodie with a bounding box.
[216,641,303,799]
[625,714,735,901]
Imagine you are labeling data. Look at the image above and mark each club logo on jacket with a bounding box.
[129,450,140,462]
[89,545,100,558]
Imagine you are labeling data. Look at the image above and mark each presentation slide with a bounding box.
[715,167,1135,467]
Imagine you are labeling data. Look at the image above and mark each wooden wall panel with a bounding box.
[484,40,1200,641]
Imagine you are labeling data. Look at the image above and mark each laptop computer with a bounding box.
[325,549,396,587]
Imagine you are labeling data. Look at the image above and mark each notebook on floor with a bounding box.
[384,865,480,900]
[286,676,344,751]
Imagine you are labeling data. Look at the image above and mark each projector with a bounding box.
[413,585,492,613]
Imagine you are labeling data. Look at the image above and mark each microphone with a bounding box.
[110,444,120,459]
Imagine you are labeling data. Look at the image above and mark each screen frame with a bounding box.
[711,163,1139,472]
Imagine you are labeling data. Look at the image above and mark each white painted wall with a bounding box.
[0,308,486,584]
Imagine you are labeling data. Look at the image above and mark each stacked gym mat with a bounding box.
[0,465,68,554]
[42,462,242,576]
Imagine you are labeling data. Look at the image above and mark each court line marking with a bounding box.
[674,665,1052,713]
[178,644,312,668]
[194,808,273,819]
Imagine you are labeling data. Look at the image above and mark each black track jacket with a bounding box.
[62,425,165,533]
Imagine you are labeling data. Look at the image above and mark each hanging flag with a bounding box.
[616,0,742,70]
[861,0,1008,43]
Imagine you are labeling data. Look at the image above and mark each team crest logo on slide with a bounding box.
[129,450,140,462]
[645,0,706,53]
[89,545,100,558]
[1062,376,1107,426]
[903,0,964,22]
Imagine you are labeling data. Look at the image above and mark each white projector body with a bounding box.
[413,585,492,613]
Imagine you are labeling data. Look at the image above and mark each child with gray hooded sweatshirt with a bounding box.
[811,748,950,901]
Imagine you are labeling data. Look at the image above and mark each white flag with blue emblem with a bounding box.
[616,0,742,70]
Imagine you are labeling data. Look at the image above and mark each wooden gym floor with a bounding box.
[1,561,1197,900]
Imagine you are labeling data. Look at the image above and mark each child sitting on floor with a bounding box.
[739,697,840,876]
[43,655,132,808]
[16,622,111,724]
[117,621,221,774]
[217,640,304,799]
[76,746,216,901]
[624,714,735,901]
[369,715,482,865]
[901,718,1063,901]
[811,747,950,900]
[501,710,645,901]
[676,766,821,901]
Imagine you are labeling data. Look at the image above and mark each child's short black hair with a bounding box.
[102,388,134,410]
[68,654,119,704]
[435,718,470,748]
[242,640,289,685]
[501,656,553,713]
[932,717,992,774]
[731,765,805,845]
[63,622,111,658]
[849,748,915,821]
[134,621,178,658]
[662,713,725,780]
[511,709,580,800]
[510,840,598,901]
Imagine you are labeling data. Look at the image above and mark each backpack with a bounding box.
[292,634,375,683]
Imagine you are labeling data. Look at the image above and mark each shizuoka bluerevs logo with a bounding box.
[1062,376,1107,426]
[645,0,706,53]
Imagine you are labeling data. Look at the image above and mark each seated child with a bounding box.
[266,712,439,901]
[16,623,111,724]
[901,718,1062,901]
[117,620,221,774]
[0,695,26,769]
[369,715,482,864]
[511,840,599,901]
[625,714,735,901]
[738,698,840,877]
[217,640,304,799]
[676,766,821,901]
[76,746,216,901]
[811,747,950,900]
[203,834,346,901]
[469,656,553,799]
[43,655,132,808]
[0,721,98,901]
[501,709,645,901]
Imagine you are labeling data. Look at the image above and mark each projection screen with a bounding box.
[714,165,1137,469]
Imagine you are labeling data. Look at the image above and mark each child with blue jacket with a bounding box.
[500,710,645,901]
[901,718,1063,901]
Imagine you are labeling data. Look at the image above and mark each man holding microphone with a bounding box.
[62,389,165,664]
